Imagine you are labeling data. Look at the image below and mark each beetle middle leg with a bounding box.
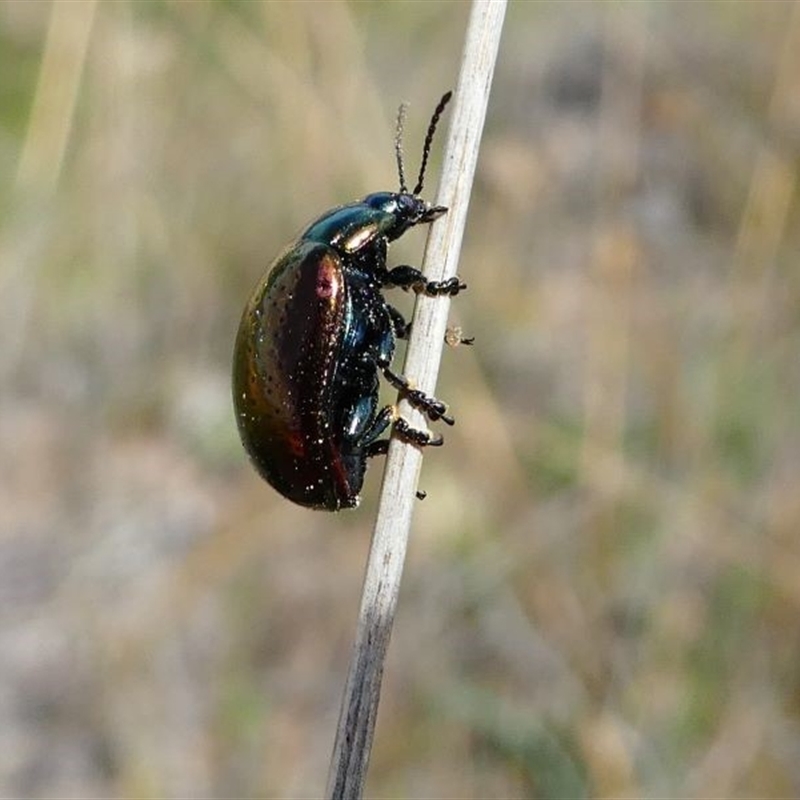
[384,265,466,297]
[382,367,455,426]
[387,304,411,340]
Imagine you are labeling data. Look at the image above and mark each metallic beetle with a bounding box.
[232,92,466,510]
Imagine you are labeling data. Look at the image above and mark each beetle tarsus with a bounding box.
[382,367,455,425]
[417,276,467,297]
[394,417,444,448]
[384,265,466,297]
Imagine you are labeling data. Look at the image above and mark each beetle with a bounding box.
[232,91,466,510]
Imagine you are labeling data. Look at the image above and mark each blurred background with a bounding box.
[2,0,800,796]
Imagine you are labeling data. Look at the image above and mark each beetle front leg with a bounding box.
[382,367,455,426]
[384,265,466,297]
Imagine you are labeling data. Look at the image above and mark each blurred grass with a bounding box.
[2,0,800,797]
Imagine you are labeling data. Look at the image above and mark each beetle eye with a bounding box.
[396,194,417,215]
[378,192,422,220]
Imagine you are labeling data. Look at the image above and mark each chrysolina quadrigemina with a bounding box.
[232,91,467,511]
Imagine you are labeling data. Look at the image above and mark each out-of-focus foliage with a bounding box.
[2,1,799,797]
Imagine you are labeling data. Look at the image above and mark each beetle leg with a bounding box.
[382,367,455,426]
[384,265,467,297]
[364,439,390,458]
[387,304,412,339]
[394,417,444,447]
[360,405,393,458]
[363,410,443,457]
[359,404,394,448]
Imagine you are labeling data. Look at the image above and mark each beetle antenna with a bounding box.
[395,102,408,194]
[412,90,452,196]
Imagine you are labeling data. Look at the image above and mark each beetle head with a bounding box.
[361,191,446,241]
